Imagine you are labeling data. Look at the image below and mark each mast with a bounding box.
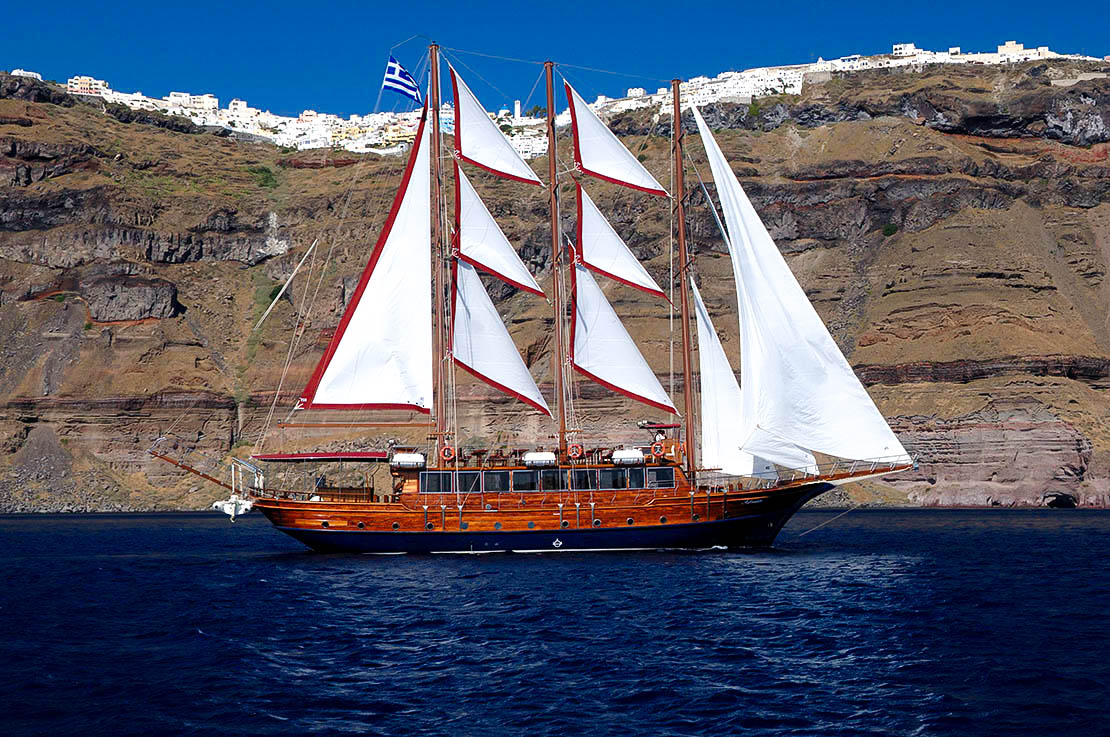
[429,43,447,467]
[545,61,568,458]
[672,79,696,482]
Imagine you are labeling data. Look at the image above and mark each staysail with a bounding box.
[571,264,676,414]
[576,183,665,300]
[564,82,667,196]
[455,165,544,296]
[452,260,550,415]
[451,65,542,186]
[691,106,910,464]
[300,108,432,411]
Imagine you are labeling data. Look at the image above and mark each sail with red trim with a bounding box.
[453,260,550,415]
[451,65,542,186]
[576,183,665,299]
[571,264,676,414]
[456,165,543,296]
[564,82,667,196]
[299,110,432,411]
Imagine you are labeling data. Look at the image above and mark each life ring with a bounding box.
[440,445,456,461]
[568,443,584,460]
[650,441,665,458]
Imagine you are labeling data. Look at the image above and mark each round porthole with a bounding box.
[527,521,535,529]
[592,518,601,527]
[692,514,700,522]
[626,517,634,526]
[659,516,668,524]
[357,521,365,529]
[485,503,492,510]
[494,521,502,530]
[321,521,329,528]
[425,522,434,530]
[460,521,469,530]
[392,521,400,530]
[561,520,569,528]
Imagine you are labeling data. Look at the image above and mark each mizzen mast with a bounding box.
[672,79,696,482]
[544,61,568,459]
[429,43,448,467]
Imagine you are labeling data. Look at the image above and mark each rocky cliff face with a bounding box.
[0,62,1108,510]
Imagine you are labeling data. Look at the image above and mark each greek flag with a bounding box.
[382,55,422,105]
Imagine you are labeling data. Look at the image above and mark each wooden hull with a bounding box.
[253,482,833,554]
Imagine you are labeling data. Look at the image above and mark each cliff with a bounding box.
[1,61,1108,511]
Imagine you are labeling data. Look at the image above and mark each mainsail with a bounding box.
[299,108,432,411]
[564,82,667,196]
[691,107,910,465]
[452,260,550,415]
[576,183,666,300]
[451,65,542,186]
[571,264,676,414]
[456,165,544,296]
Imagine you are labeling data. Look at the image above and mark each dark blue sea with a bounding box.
[2,509,1107,737]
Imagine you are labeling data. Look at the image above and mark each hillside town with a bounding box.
[9,40,1107,158]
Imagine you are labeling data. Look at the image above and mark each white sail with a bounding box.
[564,82,667,196]
[691,106,910,464]
[571,264,676,414]
[453,261,550,415]
[456,165,543,296]
[691,282,815,477]
[576,183,665,299]
[300,110,432,411]
[451,65,542,186]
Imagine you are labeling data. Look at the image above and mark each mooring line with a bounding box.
[796,503,864,537]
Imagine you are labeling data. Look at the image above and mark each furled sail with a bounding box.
[691,282,814,477]
[691,106,910,464]
[455,165,543,296]
[571,264,676,414]
[300,109,432,411]
[450,65,542,186]
[576,183,665,300]
[452,260,550,415]
[564,82,667,196]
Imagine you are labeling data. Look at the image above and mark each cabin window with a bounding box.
[598,468,628,490]
[457,471,481,494]
[420,471,453,494]
[511,470,539,492]
[570,468,597,491]
[647,467,675,489]
[627,467,645,489]
[540,469,565,492]
[483,471,510,493]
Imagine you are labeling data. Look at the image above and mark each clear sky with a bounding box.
[3,0,1105,118]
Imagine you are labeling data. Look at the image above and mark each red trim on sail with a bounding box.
[451,66,542,187]
[572,363,678,415]
[454,358,552,416]
[564,81,668,198]
[299,106,430,410]
[458,253,545,297]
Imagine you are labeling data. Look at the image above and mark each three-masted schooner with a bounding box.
[156,44,914,552]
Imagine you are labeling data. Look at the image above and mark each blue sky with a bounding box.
[3,0,1105,118]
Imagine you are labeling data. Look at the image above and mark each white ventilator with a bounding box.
[453,260,550,415]
[571,264,676,414]
[300,110,432,411]
[692,106,910,465]
[564,81,667,196]
[576,183,665,299]
[451,65,542,185]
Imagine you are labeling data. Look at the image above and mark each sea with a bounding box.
[1,509,1107,737]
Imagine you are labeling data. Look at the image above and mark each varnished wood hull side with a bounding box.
[258,483,832,553]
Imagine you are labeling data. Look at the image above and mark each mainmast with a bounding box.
[545,61,568,458]
[429,44,447,467]
[672,79,696,482]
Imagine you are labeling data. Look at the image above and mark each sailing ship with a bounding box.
[155,44,915,552]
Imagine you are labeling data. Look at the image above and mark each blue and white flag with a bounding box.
[382,55,422,105]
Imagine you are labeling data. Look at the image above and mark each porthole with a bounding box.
[626,517,634,526]
[561,520,569,528]
[527,521,535,529]
[494,521,503,530]
[392,521,400,530]
[485,503,493,510]
[357,521,365,529]
[425,522,434,530]
[592,518,601,527]
[460,521,469,530]
[321,521,329,528]
[692,514,700,522]
[659,516,668,524]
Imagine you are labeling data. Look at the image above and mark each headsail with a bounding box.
[300,108,432,411]
[576,183,665,300]
[564,82,667,196]
[456,165,544,296]
[451,65,542,186]
[452,260,550,415]
[691,281,814,477]
[571,264,676,414]
[691,106,910,464]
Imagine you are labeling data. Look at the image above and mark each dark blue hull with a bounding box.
[274,483,833,554]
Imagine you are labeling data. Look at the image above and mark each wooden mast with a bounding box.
[672,79,696,483]
[429,44,447,467]
[544,61,568,459]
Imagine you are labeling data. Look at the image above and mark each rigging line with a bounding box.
[438,46,544,67]
[688,153,731,251]
[441,51,517,110]
[521,68,546,119]
[795,503,864,537]
[558,61,669,83]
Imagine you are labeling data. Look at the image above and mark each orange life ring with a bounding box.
[568,443,584,460]
[440,445,456,461]
[650,441,665,458]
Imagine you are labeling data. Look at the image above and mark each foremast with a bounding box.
[671,79,696,484]
[544,61,569,459]
[429,43,449,468]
